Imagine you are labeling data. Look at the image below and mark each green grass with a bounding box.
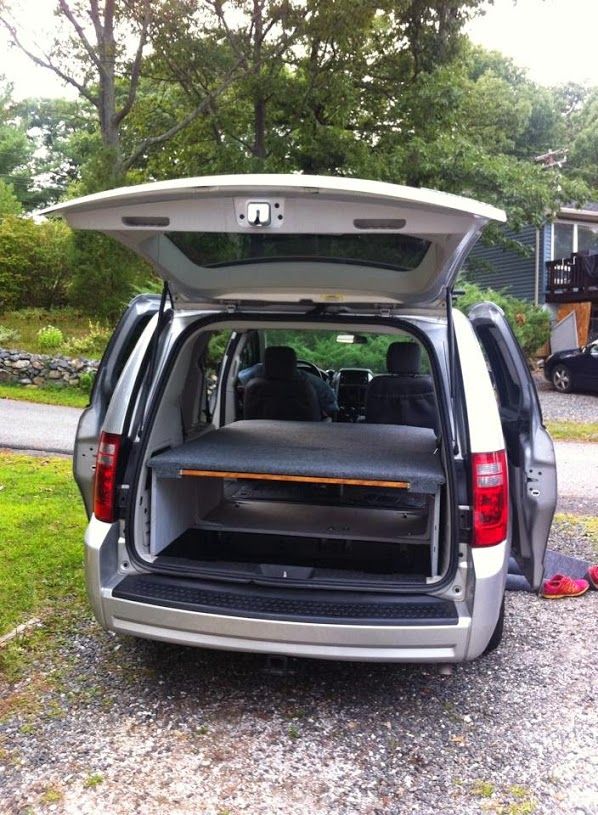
[545,420,598,443]
[0,454,86,638]
[0,382,89,408]
[0,307,112,358]
[0,307,95,350]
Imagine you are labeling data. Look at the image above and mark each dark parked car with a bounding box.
[544,339,598,393]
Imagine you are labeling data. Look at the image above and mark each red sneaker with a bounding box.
[541,574,589,599]
[585,566,598,590]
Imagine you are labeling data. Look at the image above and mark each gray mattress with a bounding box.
[148,420,444,494]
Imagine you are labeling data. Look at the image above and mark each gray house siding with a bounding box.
[465,225,539,302]
[540,224,551,302]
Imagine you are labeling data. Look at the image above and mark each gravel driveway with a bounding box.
[0,382,596,815]
[1,521,596,815]
[534,372,597,423]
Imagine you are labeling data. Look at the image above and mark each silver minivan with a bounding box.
[44,175,557,664]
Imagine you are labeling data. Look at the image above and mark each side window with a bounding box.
[477,326,522,412]
[238,330,261,372]
[201,330,232,422]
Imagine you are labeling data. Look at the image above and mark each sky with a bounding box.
[0,0,596,101]
[467,0,598,86]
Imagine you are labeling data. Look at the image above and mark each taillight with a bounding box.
[471,450,508,546]
[93,432,122,523]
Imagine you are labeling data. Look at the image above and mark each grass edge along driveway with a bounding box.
[0,454,86,652]
[0,383,89,409]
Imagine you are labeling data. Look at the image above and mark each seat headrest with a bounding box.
[263,346,298,380]
[386,342,421,374]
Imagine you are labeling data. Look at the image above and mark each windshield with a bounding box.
[264,329,429,373]
[166,232,430,271]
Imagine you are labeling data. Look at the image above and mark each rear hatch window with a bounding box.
[167,232,431,272]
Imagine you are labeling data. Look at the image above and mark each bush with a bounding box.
[64,321,111,359]
[69,231,153,319]
[78,370,96,394]
[37,325,64,352]
[455,281,550,358]
[0,324,20,346]
[0,215,74,311]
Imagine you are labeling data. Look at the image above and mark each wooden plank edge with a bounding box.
[179,469,411,490]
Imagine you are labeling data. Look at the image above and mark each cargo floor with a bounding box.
[153,528,429,580]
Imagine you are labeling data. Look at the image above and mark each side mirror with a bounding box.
[589,344,598,357]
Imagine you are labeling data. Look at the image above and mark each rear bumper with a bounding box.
[103,595,470,662]
[85,521,508,663]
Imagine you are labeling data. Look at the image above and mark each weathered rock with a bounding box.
[0,347,99,387]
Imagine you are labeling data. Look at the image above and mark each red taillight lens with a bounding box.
[93,432,122,523]
[471,450,508,546]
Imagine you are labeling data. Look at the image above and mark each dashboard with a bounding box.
[331,368,373,422]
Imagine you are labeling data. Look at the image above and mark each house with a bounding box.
[466,204,598,348]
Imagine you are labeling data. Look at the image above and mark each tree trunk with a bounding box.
[251,0,267,162]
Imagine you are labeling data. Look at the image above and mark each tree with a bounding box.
[0,0,249,188]
[14,97,92,205]
[0,82,37,207]
[0,215,74,309]
[564,87,598,190]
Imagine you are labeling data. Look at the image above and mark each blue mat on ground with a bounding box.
[506,551,592,592]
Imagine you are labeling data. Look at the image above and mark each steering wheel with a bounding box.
[296,359,323,379]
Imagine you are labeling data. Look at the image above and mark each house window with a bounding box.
[553,223,574,259]
[552,221,598,259]
[578,223,598,254]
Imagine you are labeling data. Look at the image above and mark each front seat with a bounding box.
[365,341,437,429]
[243,346,321,421]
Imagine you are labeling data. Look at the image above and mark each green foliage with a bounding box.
[0,324,20,345]
[64,321,111,359]
[455,281,550,357]
[36,324,64,352]
[14,96,97,207]
[0,82,35,208]
[0,215,74,311]
[206,331,233,369]
[0,308,99,353]
[0,3,595,320]
[77,370,96,394]
[565,87,598,189]
[68,231,153,319]
[263,329,421,373]
[0,180,23,216]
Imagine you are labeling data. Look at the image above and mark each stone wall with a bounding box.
[0,348,98,388]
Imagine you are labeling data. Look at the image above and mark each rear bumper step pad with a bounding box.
[112,574,458,626]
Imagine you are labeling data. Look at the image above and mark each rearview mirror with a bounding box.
[336,333,368,345]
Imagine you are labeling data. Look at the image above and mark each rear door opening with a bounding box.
[123,316,459,594]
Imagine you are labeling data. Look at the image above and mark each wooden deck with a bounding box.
[545,254,598,303]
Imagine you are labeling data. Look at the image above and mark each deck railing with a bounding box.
[545,253,598,301]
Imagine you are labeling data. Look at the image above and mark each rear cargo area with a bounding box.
[141,420,446,588]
